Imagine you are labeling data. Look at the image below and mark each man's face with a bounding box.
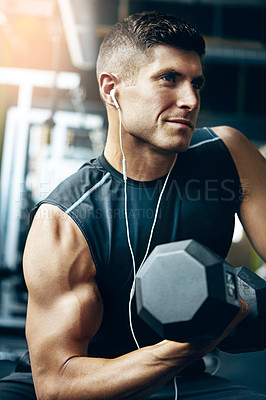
[118,45,205,154]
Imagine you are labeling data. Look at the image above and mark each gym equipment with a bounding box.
[136,239,241,342]
[135,239,266,353]
[0,263,14,280]
[218,266,266,353]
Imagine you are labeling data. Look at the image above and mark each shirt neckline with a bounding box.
[98,153,176,188]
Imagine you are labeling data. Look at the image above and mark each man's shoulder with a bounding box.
[210,125,247,149]
[30,156,109,221]
[190,126,227,149]
[57,156,108,193]
[194,125,244,145]
[192,126,217,143]
[210,125,257,164]
[210,126,266,192]
[188,127,241,177]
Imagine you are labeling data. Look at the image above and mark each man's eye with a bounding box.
[192,82,201,90]
[192,79,205,91]
[162,74,176,83]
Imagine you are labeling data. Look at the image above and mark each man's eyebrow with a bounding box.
[153,68,182,77]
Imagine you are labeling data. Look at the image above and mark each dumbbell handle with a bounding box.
[218,267,266,353]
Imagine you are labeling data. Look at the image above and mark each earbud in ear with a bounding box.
[110,89,120,110]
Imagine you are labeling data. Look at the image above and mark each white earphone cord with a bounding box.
[117,100,179,400]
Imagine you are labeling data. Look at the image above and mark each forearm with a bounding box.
[36,340,202,400]
[34,300,249,400]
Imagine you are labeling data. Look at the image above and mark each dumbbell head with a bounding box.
[136,239,241,342]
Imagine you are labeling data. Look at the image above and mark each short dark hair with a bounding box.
[96,11,205,82]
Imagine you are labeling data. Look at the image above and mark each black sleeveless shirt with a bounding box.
[31,127,242,359]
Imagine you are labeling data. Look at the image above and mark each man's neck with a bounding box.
[104,140,177,181]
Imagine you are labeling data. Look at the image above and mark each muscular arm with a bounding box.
[213,126,266,262]
[24,204,247,400]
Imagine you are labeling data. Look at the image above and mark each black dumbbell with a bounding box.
[136,239,241,342]
[218,266,266,353]
[135,239,266,353]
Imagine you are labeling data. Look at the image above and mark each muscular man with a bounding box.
[1,11,266,400]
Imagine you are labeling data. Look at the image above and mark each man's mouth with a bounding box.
[166,118,193,129]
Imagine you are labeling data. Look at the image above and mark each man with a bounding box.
[1,11,266,400]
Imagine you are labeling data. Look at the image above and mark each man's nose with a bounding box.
[175,82,200,111]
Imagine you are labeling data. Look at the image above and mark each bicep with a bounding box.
[23,204,103,381]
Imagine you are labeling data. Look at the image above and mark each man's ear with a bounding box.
[99,73,119,108]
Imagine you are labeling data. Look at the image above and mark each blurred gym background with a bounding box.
[0,0,265,393]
